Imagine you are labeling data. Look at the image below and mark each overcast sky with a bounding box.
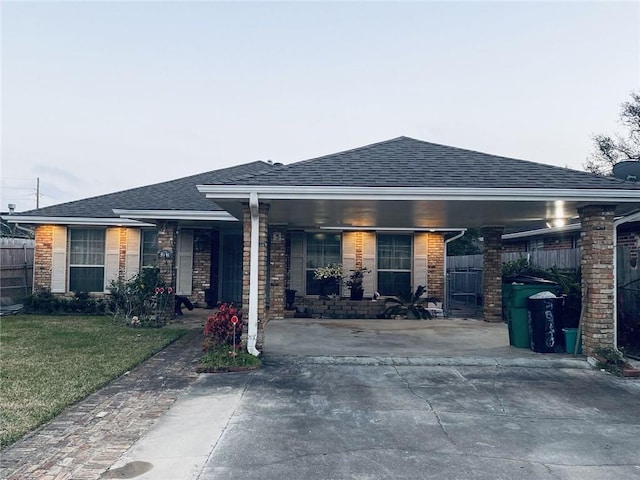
[2,0,639,212]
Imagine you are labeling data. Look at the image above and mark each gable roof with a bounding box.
[14,161,275,219]
[220,137,640,190]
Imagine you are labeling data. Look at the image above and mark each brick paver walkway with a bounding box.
[1,330,203,480]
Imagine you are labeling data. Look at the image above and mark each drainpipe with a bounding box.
[443,230,466,315]
[247,192,261,356]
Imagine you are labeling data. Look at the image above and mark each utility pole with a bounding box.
[36,177,40,209]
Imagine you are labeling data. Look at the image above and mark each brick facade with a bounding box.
[579,205,616,355]
[426,233,445,300]
[617,231,639,268]
[355,231,364,269]
[33,225,54,292]
[503,241,527,253]
[543,235,575,250]
[481,226,504,323]
[118,228,127,278]
[296,298,386,319]
[269,225,287,319]
[156,222,177,320]
[192,229,212,305]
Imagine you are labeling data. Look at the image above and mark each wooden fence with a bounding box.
[0,238,34,304]
[447,248,581,271]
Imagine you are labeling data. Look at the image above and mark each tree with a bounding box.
[446,228,482,256]
[585,92,640,176]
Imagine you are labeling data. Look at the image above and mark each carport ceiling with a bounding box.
[213,193,640,231]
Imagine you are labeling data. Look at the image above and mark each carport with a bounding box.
[198,137,640,356]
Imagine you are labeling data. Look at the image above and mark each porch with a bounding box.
[170,306,585,366]
[262,317,585,367]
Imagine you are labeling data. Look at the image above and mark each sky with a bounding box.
[1,0,639,212]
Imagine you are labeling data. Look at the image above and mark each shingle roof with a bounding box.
[19,161,274,218]
[220,137,640,190]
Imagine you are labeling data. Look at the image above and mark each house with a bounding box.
[5,137,640,356]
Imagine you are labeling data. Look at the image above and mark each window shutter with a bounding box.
[362,232,376,295]
[289,232,304,294]
[177,230,193,295]
[413,233,428,293]
[125,228,141,280]
[51,226,67,293]
[104,228,120,291]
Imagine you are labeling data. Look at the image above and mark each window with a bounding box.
[69,229,105,292]
[306,233,341,295]
[141,230,158,267]
[527,239,544,251]
[377,235,412,296]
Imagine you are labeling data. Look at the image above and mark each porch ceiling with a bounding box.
[213,194,640,231]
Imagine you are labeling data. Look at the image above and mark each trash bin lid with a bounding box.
[528,291,557,299]
[505,274,558,285]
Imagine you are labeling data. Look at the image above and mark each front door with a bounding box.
[220,233,243,304]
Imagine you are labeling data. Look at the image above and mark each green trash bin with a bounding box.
[505,280,561,348]
[563,327,582,354]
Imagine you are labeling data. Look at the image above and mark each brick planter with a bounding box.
[299,297,386,319]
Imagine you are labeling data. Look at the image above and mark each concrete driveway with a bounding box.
[107,356,640,479]
[197,364,640,480]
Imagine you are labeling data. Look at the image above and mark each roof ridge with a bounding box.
[286,137,412,167]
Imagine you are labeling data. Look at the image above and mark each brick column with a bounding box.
[481,226,504,323]
[156,222,177,321]
[118,228,127,279]
[269,226,287,319]
[192,229,212,305]
[427,233,445,301]
[355,231,364,269]
[579,205,616,355]
[242,203,270,350]
[33,225,54,292]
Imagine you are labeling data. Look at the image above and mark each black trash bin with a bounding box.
[285,289,297,310]
[527,293,565,353]
[204,288,216,309]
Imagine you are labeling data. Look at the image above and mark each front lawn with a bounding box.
[0,315,187,448]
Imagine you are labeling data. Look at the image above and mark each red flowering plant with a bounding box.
[203,302,244,352]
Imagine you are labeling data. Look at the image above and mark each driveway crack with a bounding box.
[393,366,456,446]
[492,365,507,414]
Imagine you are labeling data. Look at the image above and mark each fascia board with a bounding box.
[320,226,467,233]
[1,216,153,226]
[502,224,582,240]
[615,210,640,227]
[198,185,640,202]
[112,209,237,222]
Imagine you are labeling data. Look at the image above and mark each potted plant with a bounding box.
[383,285,438,319]
[313,263,343,298]
[345,266,371,300]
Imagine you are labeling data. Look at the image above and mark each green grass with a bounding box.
[0,315,187,448]
[199,344,262,369]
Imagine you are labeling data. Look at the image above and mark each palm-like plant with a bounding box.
[383,285,439,319]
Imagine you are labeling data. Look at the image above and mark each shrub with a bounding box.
[594,347,627,376]
[203,303,243,351]
[383,286,438,319]
[107,267,171,327]
[23,290,106,315]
